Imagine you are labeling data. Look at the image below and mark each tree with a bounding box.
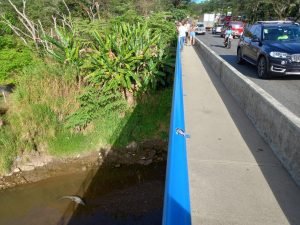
[270,0,298,20]
[196,0,299,23]
[1,0,40,48]
[171,0,191,8]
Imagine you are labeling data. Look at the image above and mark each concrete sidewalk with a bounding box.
[181,46,300,225]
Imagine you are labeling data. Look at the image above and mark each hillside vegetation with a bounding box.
[0,0,193,174]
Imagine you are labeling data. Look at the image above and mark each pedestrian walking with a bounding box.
[177,22,187,50]
[190,24,196,46]
[184,21,191,45]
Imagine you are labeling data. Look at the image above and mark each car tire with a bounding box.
[257,56,269,79]
[237,48,245,64]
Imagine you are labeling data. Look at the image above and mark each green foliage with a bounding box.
[172,0,192,9]
[46,28,83,69]
[108,0,136,16]
[0,128,17,174]
[8,63,80,152]
[73,18,108,38]
[66,88,127,128]
[48,130,94,156]
[0,1,179,173]
[9,103,59,151]
[171,8,189,21]
[198,0,300,23]
[109,9,143,24]
[86,22,169,93]
[0,35,15,48]
[0,9,17,35]
[109,88,172,147]
[26,0,60,27]
[0,35,33,83]
[49,87,172,156]
[148,11,177,45]
[0,0,61,27]
[64,14,176,129]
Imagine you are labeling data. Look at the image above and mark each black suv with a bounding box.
[237,21,300,78]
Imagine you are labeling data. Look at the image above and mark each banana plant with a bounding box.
[84,22,166,98]
[46,28,84,86]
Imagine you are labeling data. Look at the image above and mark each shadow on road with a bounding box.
[267,75,300,81]
[210,44,225,48]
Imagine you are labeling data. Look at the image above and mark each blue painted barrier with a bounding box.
[162,39,191,225]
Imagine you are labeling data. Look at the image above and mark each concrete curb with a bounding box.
[194,38,300,186]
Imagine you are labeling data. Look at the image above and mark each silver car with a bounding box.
[212,25,223,34]
[195,23,206,35]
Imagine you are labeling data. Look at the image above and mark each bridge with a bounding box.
[163,38,300,225]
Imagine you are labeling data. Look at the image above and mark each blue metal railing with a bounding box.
[162,39,191,225]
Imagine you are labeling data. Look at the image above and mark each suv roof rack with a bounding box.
[256,21,294,24]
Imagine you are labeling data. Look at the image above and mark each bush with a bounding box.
[0,35,34,83]
[87,21,172,93]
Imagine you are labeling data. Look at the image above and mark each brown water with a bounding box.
[0,163,165,225]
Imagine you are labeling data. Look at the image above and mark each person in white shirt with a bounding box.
[177,22,187,50]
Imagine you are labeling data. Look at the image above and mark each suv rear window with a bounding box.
[197,24,204,27]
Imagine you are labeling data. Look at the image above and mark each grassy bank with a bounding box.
[48,88,172,156]
[0,7,177,175]
[0,82,172,174]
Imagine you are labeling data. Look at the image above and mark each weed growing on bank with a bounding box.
[0,129,17,174]
[48,88,172,156]
[6,63,80,154]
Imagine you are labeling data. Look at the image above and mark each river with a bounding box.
[0,163,165,225]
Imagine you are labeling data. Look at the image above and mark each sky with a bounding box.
[192,0,205,3]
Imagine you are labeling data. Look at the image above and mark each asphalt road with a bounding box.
[196,33,300,117]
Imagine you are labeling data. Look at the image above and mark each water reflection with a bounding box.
[0,163,165,225]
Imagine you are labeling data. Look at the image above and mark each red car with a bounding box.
[221,21,244,38]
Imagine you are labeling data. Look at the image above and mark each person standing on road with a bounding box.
[177,22,187,50]
[190,24,196,46]
[185,21,191,45]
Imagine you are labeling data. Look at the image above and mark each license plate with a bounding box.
[291,54,300,62]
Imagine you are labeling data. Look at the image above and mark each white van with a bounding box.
[195,23,206,35]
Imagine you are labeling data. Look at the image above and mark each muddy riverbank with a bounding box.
[0,161,166,225]
[0,139,168,190]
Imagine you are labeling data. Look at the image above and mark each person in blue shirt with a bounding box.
[224,26,233,44]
